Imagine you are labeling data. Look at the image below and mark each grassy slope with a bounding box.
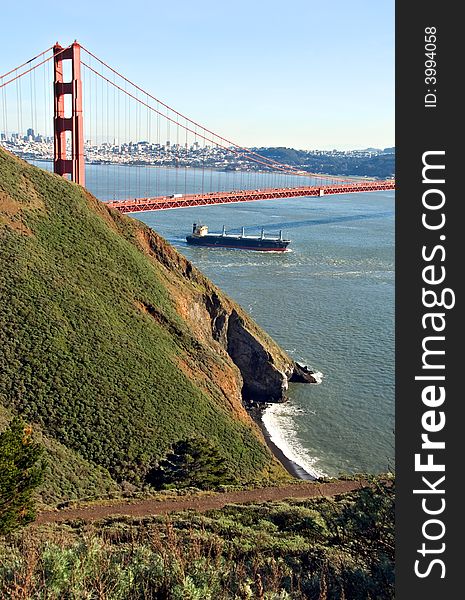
[0,404,117,505]
[0,148,286,499]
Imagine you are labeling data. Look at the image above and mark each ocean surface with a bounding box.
[34,162,395,478]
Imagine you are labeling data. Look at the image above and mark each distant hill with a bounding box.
[254,147,395,178]
[0,147,296,504]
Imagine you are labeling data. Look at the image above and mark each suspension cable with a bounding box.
[81,60,316,178]
[0,46,71,90]
[0,46,55,80]
[79,45,354,183]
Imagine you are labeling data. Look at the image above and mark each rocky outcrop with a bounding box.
[202,293,293,401]
[204,291,229,348]
[201,290,314,403]
[226,310,292,402]
[290,362,318,384]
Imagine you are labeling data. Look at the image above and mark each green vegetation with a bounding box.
[0,418,45,535]
[0,403,119,507]
[0,147,283,504]
[146,437,236,490]
[0,479,394,599]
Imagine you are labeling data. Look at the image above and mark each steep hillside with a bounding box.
[0,147,309,500]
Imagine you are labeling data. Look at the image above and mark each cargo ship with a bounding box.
[186,224,290,251]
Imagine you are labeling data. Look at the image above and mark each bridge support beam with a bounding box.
[53,42,85,186]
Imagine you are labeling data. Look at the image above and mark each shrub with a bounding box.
[146,437,236,490]
[0,417,45,534]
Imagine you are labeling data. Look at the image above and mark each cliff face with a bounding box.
[0,147,307,498]
[227,310,291,402]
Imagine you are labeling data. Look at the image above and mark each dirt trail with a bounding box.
[36,480,365,524]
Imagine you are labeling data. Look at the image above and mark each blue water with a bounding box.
[33,161,395,477]
[30,160,327,200]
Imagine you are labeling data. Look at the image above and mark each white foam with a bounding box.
[262,402,327,479]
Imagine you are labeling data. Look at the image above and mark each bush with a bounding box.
[0,417,45,534]
[0,480,395,598]
[146,437,236,490]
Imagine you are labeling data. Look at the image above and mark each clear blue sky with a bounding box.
[1,0,394,150]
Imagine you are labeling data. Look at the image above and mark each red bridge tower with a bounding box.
[53,42,85,186]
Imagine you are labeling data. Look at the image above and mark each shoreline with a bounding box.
[250,404,316,481]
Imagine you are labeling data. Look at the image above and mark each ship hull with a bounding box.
[186,234,290,251]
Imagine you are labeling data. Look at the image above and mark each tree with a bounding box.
[146,437,235,490]
[0,417,45,535]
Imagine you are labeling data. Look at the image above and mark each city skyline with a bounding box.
[1,128,395,182]
[0,0,394,150]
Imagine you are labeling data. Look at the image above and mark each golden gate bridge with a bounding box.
[0,42,395,212]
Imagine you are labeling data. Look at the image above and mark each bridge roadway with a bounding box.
[106,180,395,213]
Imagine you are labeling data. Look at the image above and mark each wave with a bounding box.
[226,211,394,233]
[262,402,327,479]
[307,269,394,279]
